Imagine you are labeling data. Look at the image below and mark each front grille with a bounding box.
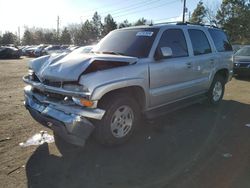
[43,79,62,88]
[34,88,66,101]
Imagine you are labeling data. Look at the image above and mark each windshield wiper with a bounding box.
[97,51,125,56]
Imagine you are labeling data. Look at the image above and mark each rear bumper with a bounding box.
[24,86,105,146]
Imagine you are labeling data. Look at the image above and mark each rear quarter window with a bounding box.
[208,29,233,52]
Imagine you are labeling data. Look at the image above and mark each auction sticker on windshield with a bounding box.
[136,31,154,37]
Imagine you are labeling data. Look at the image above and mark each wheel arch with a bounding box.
[95,86,147,112]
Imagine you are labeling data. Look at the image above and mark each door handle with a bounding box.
[186,62,192,68]
[210,59,215,64]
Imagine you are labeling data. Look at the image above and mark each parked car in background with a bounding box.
[22,46,33,56]
[0,46,21,59]
[63,45,79,53]
[70,45,93,54]
[25,46,38,57]
[34,44,48,57]
[41,45,61,55]
[234,46,250,77]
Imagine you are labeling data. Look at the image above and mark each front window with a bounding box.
[93,28,159,58]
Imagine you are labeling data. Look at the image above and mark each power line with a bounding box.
[80,0,162,20]
[154,15,182,23]
[113,0,179,19]
[79,0,136,14]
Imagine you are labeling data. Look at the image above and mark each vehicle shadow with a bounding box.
[26,100,250,188]
[234,75,250,81]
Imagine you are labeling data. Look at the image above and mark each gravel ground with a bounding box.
[0,57,250,188]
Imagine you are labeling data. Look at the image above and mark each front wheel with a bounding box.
[94,93,140,145]
[207,75,225,105]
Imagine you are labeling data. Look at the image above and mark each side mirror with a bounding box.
[155,47,173,60]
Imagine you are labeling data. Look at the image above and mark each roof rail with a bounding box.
[152,21,219,28]
[153,21,182,25]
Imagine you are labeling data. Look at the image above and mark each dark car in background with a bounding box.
[0,46,21,59]
[234,46,250,77]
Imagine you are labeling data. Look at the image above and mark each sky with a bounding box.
[0,0,222,36]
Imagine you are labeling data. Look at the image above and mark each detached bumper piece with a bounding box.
[24,86,105,146]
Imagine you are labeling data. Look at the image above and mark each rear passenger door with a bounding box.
[208,29,233,73]
[187,29,217,91]
[149,29,201,107]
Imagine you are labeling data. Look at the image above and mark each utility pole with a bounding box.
[18,26,20,45]
[182,0,186,22]
[57,16,60,36]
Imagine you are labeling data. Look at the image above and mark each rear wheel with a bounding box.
[94,93,140,145]
[207,75,225,105]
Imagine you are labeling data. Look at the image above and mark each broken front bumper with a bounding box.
[24,86,105,146]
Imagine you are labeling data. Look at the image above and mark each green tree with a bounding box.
[102,14,117,37]
[60,27,71,44]
[1,32,18,45]
[91,12,103,41]
[118,20,132,28]
[22,30,34,45]
[190,1,207,24]
[76,20,95,45]
[134,18,147,26]
[216,0,250,43]
[33,29,45,44]
[67,24,81,45]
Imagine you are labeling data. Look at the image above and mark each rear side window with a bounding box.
[188,29,212,56]
[208,29,233,52]
[157,29,188,58]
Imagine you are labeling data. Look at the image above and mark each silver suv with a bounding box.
[23,23,233,146]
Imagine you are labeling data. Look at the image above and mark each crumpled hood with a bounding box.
[29,52,138,82]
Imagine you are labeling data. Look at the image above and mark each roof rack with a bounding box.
[152,21,219,28]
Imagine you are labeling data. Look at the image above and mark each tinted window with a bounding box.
[188,29,212,56]
[157,29,188,58]
[93,28,159,58]
[208,29,233,52]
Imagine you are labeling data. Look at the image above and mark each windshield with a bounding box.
[235,46,250,56]
[93,28,159,58]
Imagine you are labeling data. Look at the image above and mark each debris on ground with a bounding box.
[147,136,151,140]
[19,131,54,147]
[7,165,25,175]
[0,137,11,143]
[245,124,250,128]
[222,153,232,158]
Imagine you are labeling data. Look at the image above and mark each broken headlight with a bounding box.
[63,84,89,92]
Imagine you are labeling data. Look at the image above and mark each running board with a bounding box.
[144,95,207,119]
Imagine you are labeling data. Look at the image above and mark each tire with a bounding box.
[207,75,225,105]
[94,93,140,145]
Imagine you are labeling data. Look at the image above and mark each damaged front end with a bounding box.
[23,52,137,146]
[23,76,105,147]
